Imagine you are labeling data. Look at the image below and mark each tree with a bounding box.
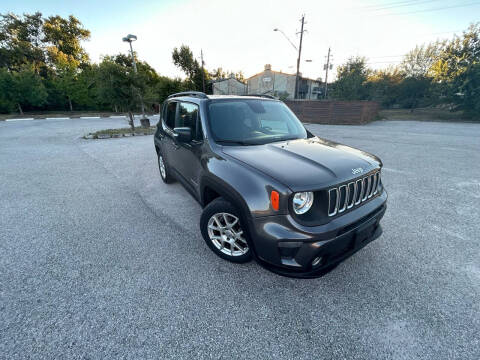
[172,45,209,91]
[461,62,480,117]
[401,42,442,78]
[96,57,145,129]
[0,12,46,72]
[331,56,370,100]
[146,76,185,106]
[8,66,48,114]
[366,67,403,108]
[0,68,14,112]
[43,15,90,67]
[430,23,480,112]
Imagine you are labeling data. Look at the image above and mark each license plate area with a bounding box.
[355,217,377,246]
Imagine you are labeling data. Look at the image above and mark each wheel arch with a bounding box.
[200,176,259,256]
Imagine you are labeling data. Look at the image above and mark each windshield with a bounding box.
[207,99,307,145]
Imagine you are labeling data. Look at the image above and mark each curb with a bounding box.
[4,115,160,122]
[83,132,153,140]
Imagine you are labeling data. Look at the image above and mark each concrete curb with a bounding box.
[5,115,160,122]
[83,132,153,140]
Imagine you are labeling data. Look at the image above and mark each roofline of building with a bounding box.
[210,78,246,84]
[246,69,321,83]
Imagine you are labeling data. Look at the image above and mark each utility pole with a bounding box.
[324,47,332,99]
[200,49,206,93]
[294,14,305,99]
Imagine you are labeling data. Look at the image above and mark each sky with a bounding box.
[4,0,480,81]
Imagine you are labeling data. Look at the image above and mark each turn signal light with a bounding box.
[271,190,279,211]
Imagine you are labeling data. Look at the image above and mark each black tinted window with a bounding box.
[178,102,202,140]
[165,101,177,129]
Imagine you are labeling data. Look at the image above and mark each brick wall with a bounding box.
[284,100,379,125]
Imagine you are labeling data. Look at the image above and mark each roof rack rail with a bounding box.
[167,91,209,99]
[242,94,276,99]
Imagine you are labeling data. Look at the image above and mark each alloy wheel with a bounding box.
[158,154,166,179]
[207,212,249,256]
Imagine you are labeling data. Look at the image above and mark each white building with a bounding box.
[212,74,246,95]
[246,64,322,100]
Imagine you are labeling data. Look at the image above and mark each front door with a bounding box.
[172,101,204,190]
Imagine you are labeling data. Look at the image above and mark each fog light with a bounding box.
[312,256,323,267]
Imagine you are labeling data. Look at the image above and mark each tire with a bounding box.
[157,148,174,183]
[200,197,252,263]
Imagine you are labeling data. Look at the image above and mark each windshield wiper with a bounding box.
[268,136,300,143]
[215,140,256,146]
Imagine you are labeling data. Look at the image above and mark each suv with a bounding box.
[154,92,387,277]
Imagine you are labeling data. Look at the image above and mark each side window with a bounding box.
[178,102,202,140]
[165,101,177,129]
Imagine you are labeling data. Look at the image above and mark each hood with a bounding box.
[222,137,381,192]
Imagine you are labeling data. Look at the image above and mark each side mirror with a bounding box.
[173,127,192,142]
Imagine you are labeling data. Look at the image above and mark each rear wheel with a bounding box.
[157,149,174,183]
[200,198,252,263]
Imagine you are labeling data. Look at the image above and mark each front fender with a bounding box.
[200,154,291,218]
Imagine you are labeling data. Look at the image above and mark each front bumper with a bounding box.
[248,191,387,278]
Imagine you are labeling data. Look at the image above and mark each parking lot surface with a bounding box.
[1,117,479,359]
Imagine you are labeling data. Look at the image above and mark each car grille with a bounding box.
[328,170,381,217]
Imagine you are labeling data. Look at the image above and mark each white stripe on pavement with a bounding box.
[80,116,101,119]
[6,118,35,121]
[46,117,69,120]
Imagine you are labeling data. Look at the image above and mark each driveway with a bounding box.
[1,117,479,359]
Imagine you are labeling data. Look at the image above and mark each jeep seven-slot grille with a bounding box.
[328,171,381,216]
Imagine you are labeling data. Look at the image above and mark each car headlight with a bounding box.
[292,192,314,214]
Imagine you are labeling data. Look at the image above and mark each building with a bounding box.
[246,64,322,100]
[212,74,246,95]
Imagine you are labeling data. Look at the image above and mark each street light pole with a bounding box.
[128,41,138,73]
[122,34,147,122]
[274,15,306,100]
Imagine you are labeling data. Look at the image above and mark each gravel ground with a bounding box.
[1,117,479,359]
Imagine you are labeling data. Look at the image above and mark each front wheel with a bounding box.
[157,149,174,183]
[200,198,252,263]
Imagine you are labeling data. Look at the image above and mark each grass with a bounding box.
[86,126,156,139]
[378,108,478,122]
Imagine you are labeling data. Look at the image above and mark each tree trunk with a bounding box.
[17,103,23,115]
[128,111,135,131]
[68,98,73,111]
[114,104,118,113]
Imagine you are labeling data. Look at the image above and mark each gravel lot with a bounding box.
[1,117,479,359]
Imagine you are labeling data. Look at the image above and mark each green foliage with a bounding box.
[461,63,480,118]
[331,56,370,100]
[43,15,90,67]
[329,22,479,118]
[401,43,442,78]
[146,76,185,106]
[366,68,403,108]
[0,66,47,113]
[0,12,46,72]
[95,56,142,112]
[172,45,210,91]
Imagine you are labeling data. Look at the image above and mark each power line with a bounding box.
[365,0,441,12]
[383,1,480,16]
[354,0,425,10]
